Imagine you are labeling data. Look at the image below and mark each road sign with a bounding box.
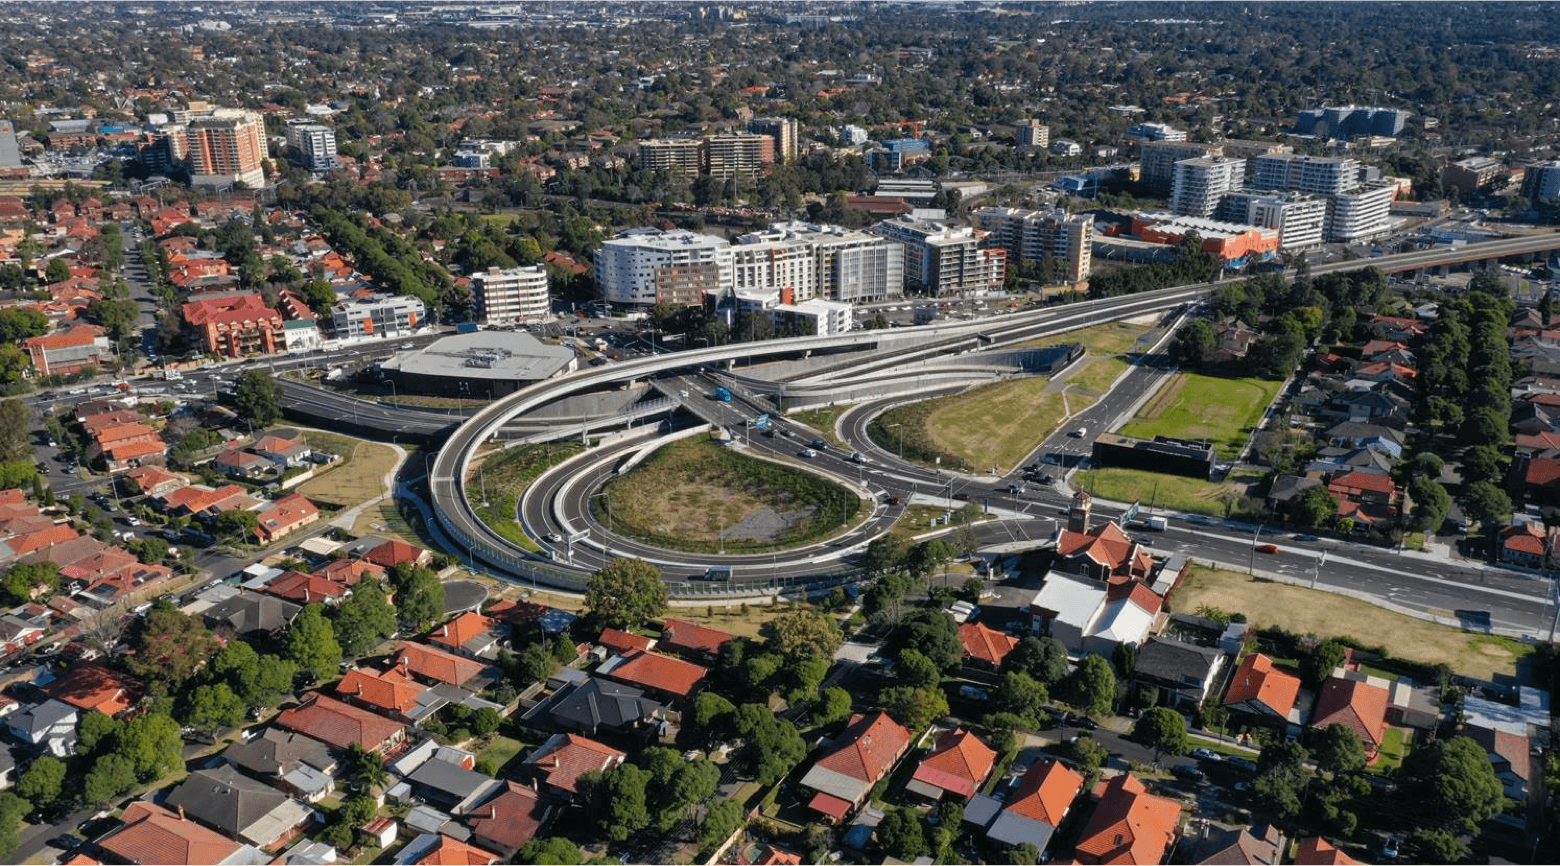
[1122,500,1141,525]
[753,414,770,430]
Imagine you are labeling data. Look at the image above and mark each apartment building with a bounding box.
[872,214,1005,297]
[748,117,799,163]
[1523,160,1560,203]
[331,294,427,338]
[735,222,904,304]
[705,133,774,180]
[0,119,20,169]
[22,324,110,375]
[471,265,550,325]
[285,121,338,172]
[187,108,266,188]
[1017,120,1050,150]
[1441,156,1505,199]
[1219,191,1328,252]
[1252,154,1361,196]
[636,138,703,180]
[1139,141,1221,196]
[595,228,734,308]
[1325,182,1397,243]
[182,293,284,358]
[972,207,1094,283]
[1296,106,1410,139]
[1170,156,1246,218]
[730,235,818,302]
[1128,122,1187,142]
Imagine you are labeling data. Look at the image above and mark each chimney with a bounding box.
[176,804,185,819]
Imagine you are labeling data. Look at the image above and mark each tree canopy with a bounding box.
[586,558,668,629]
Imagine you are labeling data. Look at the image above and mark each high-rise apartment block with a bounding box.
[1252,154,1361,196]
[705,133,774,180]
[872,214,1005,297]
[472,265,550,325]
[636,138,704,180]
[596,228,734,307]
[285,122,338,172]
[737,222,903,304]
[186,108,266,188]
[1295,106,1410,139]
[1325,182,1396,243]
[748,117,799,163]
[1139,141,1221,195]
[331,294,426,338]
[1170,156,1245,218]
[971,207,1094,283]
[1219,191,1327,252]
[1522,161,1560,203]
[1127,122,1186,142]
[0,120,20,169]
[1017,120,1050,150]
[1440,156,1505,199]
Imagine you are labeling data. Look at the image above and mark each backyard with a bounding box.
[1118,372,1283,460]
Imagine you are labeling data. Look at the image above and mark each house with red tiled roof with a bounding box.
[262,570,348,605]
[799,711,914,823]
[276,691,408,753]
[979,759,1085,855]
[1073,772,1182,865]
[1293,836,1358,865]
[1311,676,1390,756]
[524,732,626,800]
[405,833,500,865]
[1498,522,1557,569]
[463,781,552,857]
[906,727,998,801]
[1055,520,1154,583]
[598,649,707,702]
[660,618,734,661]
[157,484,262,518]
[598,627,655,655]
[428,611,507,660]
[1525,456,1560,505]
[313,559,383,586]
[1224,654,1304,735]
[97,800,255,865]
[958,621,1018,669]
[1467,724,1535,802]
[336,667,427,722]
[254,493,319,543]
[21,323,109,376]
[394,641,487,687]
[363,538,432,570]
[3,523,80,559]
[44,662,141,717]
[123,465,186,497]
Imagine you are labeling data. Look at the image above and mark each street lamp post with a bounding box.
[591,491,615,560]
[889,422,903,461]
[1249,522,1266,575]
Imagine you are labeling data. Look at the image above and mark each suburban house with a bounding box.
[523,733,627,801]
[1030,575,1161,658]
[959,621,1019,670]
[165,764,316,850]
[799,711,914,824]
[394,641,489,687]
[1466,724,1534,803]
[658,618,735,662]
[214,448,273,479]
[428,611,508,660]
[337,667,428,723]
[252,433,313,468]
[597,649,707,703]
[45,661,141,717]
[255,494,321,544]
[276,691,409,754]
[200,590,302,635]
[1053,514,1155,583]
[1132,637,1227,710]
[1293,836,1358,865]
[262,571,349,605]
[361,538,433,570]
[7,699,77,756]
[1311,676,1390,757]
[97,800,263,866]
[220,727,339,803]
[1182,824,1285,865]
[393,832,499,865]
[463,781,552,858]
[1224,653,1306,737]
[544,676,665,738]
[905,727,998,801]
[1073,773,1182,865]
[597,628,656,655]
[401,756,505,814]
[972,759,1085,856]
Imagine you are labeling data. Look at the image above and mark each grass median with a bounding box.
[1118,372,1282,460]
[869,377,1076,473]
[466,442,587,553]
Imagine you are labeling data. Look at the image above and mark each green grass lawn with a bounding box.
[475,735,528,777]
[1374,726,1412,772]
[1068,356,1130,394]
[1073,466,1262,517]
[1119,372,1283,459]
[788,405,852,450]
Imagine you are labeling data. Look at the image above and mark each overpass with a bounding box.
[1308,232,1560,277]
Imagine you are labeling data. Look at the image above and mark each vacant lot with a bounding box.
[1173,565,1532,681]
[600,435,863,553]
[1073,466,1262,517]
[295,433,400,510]
[1119,372,1282,459]
[925,377,1072,472]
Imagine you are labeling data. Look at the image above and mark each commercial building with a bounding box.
[1252,153,1361,196]
[972,207,1094,283]
[1139,141,1220,195]
[705,133,773,180]
[595,227,733,308]
[285,121,338,171]
[730,233,819,302]
[1296,106,1410,139]
[872,213,1005,297]
[748,116,799,163]
[1016,119,1050,150]
[1325,181,1397,242]
[22,324,110,376]
[1170,156,1246,218]
[471,265,550,325]
[331,293,426,338]
[0,119,20,168]
[1220,190,1328,251]
[1130,213,1279,262]
[870,138,931,173]
[1441,156,1506,199]
[186,108,266,188]
[1523,160,1560,203]
[1127,122,1186,142]
[635,138,703,179]
[1215,139,1293,178]
[380,331,577,400]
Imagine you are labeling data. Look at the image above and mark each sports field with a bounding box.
[1118,372,1281,459]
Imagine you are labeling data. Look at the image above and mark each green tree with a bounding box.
[1314,723,1368,776]
[1301,640,1347,688]
[44,257,70,283]
[1071,736,1109,776]
[286,603,343,680]
[1,560,58,605]
[1066,655,1116,718]
[895,610,963,670]
[1400,735,1507,835]
[1002,635,1071,686]
[585,558,668,629]
[126,604,220,688]
[1132,707,1189,764]
[1253,740,1310,819]
[877,806,929,860]
[586,763,652,843]
[1459,445,1509,488]
[0,792,25,861]
[389,562,445,633]
[1289,485,1339,529]
[234,369,282,426]
[996,671,1049,725]
[1409,477,1453,532]
[680,691,736,750]
[881,685,949,732]
[82,754,137,806]
[86,298,139,341]
[469,707,502,737]
[332,579,398,657]
[522,837,585,865]
[1410,828,1471,864]
[216,508,260,544]
[1462,481,1512,532]
[78,710,120,754]
[813,686,853,727]
[301,281,337,315]
[863,534,911,576]
[117,711,184,780]
[898,648,942,690]
[759,610,842,659]
[733,704,806,786]
[698,800,745,852]
[342,742,389,792]
[15,755,65,808]
[1177,320,1217,368]
[185,683,246,733]
[0,400,31,463]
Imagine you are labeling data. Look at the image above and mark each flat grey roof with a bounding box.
[382,331,575,383]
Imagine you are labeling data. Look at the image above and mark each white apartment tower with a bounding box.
[285,122,338,172]
[972,207,1094,283]
[1219,191,1327,252]
[331,294,426,338]
[872,215,1005,297]
[1252,153,1361,196]
[1325,182,1396,243]
[737,222,904,304]
[749,117,799,163]
[636,139,703,180]
[1170,156,1246,218]
[705,133,773,180]
[595,228,734,308]
[472,265,551,325]
[1017,120,1050,150]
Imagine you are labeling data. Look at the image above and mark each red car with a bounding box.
[1254,543,1280,555]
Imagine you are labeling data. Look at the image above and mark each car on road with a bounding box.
[1170,764,1205,781]
[799,448,818,459]
[810,438,828,450]
[886,495,904,506]
[1254,543,1280,554]
[1226,757,1257,773]
[1382,834,1403,859]
[1191,748,1221,761]
[545,533,563,544]
[851,452,865,464]
[952,492,970,501]
[1292,533,1319,542]
[1070,426,1088,437]
[1187,515,1215,525]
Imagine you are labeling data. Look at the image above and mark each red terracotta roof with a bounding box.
[813,711,914,785]
[336,667,426,715]
[98,801,243,866]
[603,649,708,698]
[1074,773,1181,865]
[44,661,141,717]
[910,727,998,799]
[1527,457,1560,489]
[598,627,655,654]
[1517,430,1560,451]
[262,570,347,604]
[660,618,734,656]
[1328,471,1396,497]
[1501,523,1549,557]
[180,292,280,327]
[1058,520,1138,572]
[1224,654,1302,718]
[1294,837,1358,865]
[1312,677,1389,749]
[1004,758,1085,826]
[276,691,406,752]
[526,734,626,794]
[364,538,429,569]
[313,559,384,586]
[394,641,486,686]
[416,834,499,865]
[808,791,853,822]
[958,621,1018,667]
[465,781,547,852]
[429,611,499,653]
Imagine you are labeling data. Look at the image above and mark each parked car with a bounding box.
[1226,757,1258,773]
[1382,834,1403,859]
[1191,748,1221,761]
[1170,764,1205,781]
[47,834,84,851]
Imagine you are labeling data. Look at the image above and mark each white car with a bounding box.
[799,448,818,459]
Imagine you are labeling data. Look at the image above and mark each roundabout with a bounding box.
[428,283,1212,595]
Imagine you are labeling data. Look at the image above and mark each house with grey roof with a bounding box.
[545,677,665,738]
[405,757,504,814]
[7,699,77,757]
[201,590,301,635]
[1132,637,1227,710]
[221,727,339,802]
[165,764,316,849]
